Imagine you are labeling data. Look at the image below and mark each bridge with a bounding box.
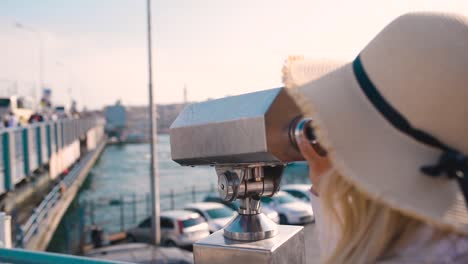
[0,116,106,251]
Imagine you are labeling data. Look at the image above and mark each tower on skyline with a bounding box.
[183,84,188,104]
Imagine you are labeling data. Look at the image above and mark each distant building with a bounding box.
[102,100,187,142]
[157,103,186,134]
[126,103,186,137]
[104,101,127,139]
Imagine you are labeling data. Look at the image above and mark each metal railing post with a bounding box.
[120,195,124,232]
[170,190,175,210]
[132,193,137,224]
[2,131,14,191]
[22,128,30,177]
[192,185,196,202]
[90,201,95,225]
[78,201,85,254]
[15,224,24,248]
[63,216,70,253]
[44,201,49,219]
[32,209,38,235]
[146,193,150,217]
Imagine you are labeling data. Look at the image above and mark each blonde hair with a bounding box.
[319,171,423,264]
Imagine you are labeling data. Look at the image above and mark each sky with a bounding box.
[0,0,467,109]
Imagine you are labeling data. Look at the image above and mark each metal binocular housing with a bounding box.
[170,87,313,241]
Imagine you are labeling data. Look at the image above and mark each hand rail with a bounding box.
[0,248,130,264]
[18,147,99,247]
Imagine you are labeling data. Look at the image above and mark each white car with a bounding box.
[184,202,237,233]
[261,191,314,225]
[261,205,280,224]
[203,193,280,223]
[126,210,210,247]
[282,184,313,203]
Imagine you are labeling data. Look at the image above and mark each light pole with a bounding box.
[146,0,161,245]
[56,61,73,106]
[0,80,17,96]
[14,22,44,102]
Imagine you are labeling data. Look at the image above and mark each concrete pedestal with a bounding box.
[194,225,305,264]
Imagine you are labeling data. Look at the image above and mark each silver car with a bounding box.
[261,191,314,225]
[184,202,237,233]
[282,184,313,203]
[203,193,280,223]
[126,210,210,247]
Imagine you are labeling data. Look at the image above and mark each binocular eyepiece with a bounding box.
[290,117,328,157]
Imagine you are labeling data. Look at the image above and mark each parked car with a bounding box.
[184,202,237,233]
[203,193,280,223]
[126,210,210,247]
[261,191,314,225]
[203,193,240,211]
[282,184,313,203]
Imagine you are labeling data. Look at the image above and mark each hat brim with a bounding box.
[288,62,468,234]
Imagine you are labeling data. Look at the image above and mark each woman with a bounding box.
[283,12,468,263]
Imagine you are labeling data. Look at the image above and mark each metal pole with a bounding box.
[146,0,160,245]
[146,193,150,217]
[90,201,95,225]
[56,61,73,105]
[78,204,85,254]
[170,190,174,210]
[38,31,44,99]
[120,195,125,232]
[192,185,196,202]
[14,22,44,102]
[132,193,137,224]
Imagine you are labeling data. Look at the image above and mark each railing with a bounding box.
[18,160,310,249]
[17,145,100,247]
[0,117,104,195]
[0,248,128,264]
[44,161,310,254]
[81,184,217,235]
[20,185,61,245]
[77,164,311,238]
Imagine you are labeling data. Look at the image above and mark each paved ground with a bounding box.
[86,243,193,263]
[304,222,321,263]
[98,222,322,263]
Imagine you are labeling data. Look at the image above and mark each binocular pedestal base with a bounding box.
[194,225,305,264]
[223,213,278,241]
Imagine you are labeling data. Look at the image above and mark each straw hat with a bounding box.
[283,12,468,234]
